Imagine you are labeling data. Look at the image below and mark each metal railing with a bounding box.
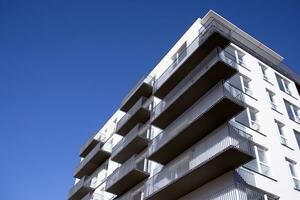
[199,182,264,200]
[68,176,93,199]
[144,124,254,198]
[112,124,151,158]
[117,97,152,133]
[117,182,264,200]
[151,47,242,120]
[80,134,99,156]
[149,81,246,156]
[75,140,112,176]
[106,156,148,190]
[154,18,232,91]
[75,142,105,173]
[235,167,257,186]
[121,75,154,108]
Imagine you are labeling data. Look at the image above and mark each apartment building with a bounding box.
[68,10,300,200]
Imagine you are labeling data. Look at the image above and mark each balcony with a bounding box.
[111,124,151,164]
[116,97,151,136]
[154,19,233,99]
[74,142,111,179]
[150,182,265,200]
[151,47,239,128]
[116,182,265,200]
[120,76,154,112]
[105,156,150,196]
[68,176,94,200]
[148,81,246,164]
[79,135,99,158]
[144,124,255,200]
[234,168,280,200]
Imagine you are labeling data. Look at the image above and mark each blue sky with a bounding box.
[0,0,300,199]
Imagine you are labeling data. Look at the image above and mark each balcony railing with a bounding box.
[111,123,151,163]
[149,81,246,164]
[74,141,111,179]
[68,176,94,200]
[120,75,154,112]
[154,18,232,94]
[105,156,150,195]
[116,97,152,135]
[80,134,99,158]
[205,182,265,200]
[144,124,254,199]
[234,167,279,200]
[151,47,242,123]
[116,182,265,200]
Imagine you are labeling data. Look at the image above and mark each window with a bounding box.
[235,49,245,67]
[241,76,253,96]
[248,108,260,131]
[284,100,300,123]
[294,130,300,150]
[245,145,271,176]
[286,159,300,190]
[266,89,277,110]
[275,120,288,146]
[172,42,187,65]
[260,63,269,81]
[227,46,246,67]
[276,74,292,95]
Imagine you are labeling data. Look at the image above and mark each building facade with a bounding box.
[68,10,300,200]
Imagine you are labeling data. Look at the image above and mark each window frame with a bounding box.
[294,130,300,150]
[266,89,277,110]
[241,76,253,96]
[245,145,271,177]
[259,63,269,82]
[286,158,300,190]
[284,100,300,123]
[276,74,292,96]
[275,120,288,146]
[247,107,260,131]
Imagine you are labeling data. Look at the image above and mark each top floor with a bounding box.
[89,10,300,145]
